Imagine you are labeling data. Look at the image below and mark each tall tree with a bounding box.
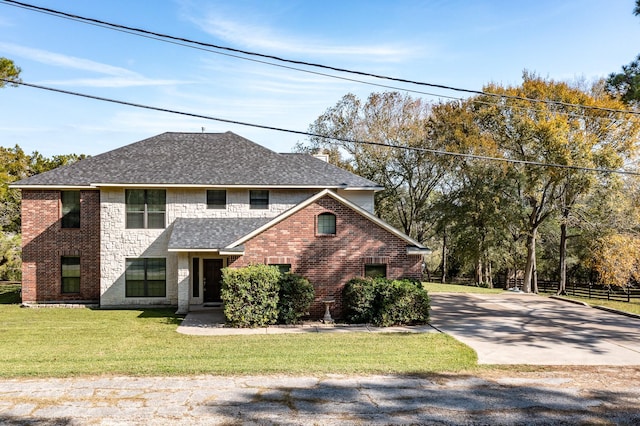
[304,92,449,242]
[469,73,639,292]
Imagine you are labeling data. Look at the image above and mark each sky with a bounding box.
[1,0,639,157]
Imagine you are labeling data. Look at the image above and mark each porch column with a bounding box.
[176,252,190,314]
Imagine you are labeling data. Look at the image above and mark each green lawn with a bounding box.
[0,303,476,378]
[550,295,640,316]
[423,282,506,294]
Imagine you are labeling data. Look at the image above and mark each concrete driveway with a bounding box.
[429,292,640,365]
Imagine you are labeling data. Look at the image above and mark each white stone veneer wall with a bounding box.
[101,187,377,307]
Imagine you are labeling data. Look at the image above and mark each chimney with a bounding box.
[313,153,329,162]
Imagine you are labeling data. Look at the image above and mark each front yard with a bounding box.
[0,302,476,378]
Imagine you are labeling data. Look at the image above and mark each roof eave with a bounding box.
[9,184,95,190]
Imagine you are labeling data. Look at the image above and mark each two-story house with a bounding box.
[13,132,428,317]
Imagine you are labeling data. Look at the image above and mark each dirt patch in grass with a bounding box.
[475,365,640,391]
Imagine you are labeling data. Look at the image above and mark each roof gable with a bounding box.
[12,132,382,190]
[228,189,427,250]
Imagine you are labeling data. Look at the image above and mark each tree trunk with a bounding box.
[557,217,568,295]
[532,247,538,294]
[522,228,538,293]
[440,231,447,284]
[475,257,483,286]
[485,261,493,288]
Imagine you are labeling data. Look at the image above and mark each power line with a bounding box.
[4,77,639,177]
[3,0,640,117]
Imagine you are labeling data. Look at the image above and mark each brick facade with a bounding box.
[21,190,100,303]
[228,195,423,317]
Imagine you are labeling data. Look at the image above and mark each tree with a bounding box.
[605,0,640,105]
[462,73,639,293]
[606,55,640,106]
[303,92,449,242]
[590,233,640,288]
[0,57,21,87]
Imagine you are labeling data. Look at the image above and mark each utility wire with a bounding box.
[4,78,639,177]
[3,0,640,117]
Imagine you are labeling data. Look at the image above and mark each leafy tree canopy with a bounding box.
[0,57,21,88]
[605,0,640,105]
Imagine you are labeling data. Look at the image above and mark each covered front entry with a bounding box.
[203,259,223,303]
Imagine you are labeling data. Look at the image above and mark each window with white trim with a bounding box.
[126,189,166,229]
[317,212,336,235]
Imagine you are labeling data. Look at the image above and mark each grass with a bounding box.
[550,294,640,316]
[0,303,476,378]
[423,281,506,294]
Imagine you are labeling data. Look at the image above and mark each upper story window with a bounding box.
[126,189,166,229]
[250,190,269,210]
[61,191,80,228]
[317,212,336,235]
[207,189,226,209]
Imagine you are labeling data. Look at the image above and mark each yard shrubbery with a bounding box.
[277,273,315,325]
[221,265,315,327]
[342,277,430,326]
[222,266,430,328]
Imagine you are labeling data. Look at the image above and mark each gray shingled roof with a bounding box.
[13,132,382,189]
[168,217,272,251]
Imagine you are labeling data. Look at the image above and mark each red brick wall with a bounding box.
[21,190,101,303]
[228,195,423,318]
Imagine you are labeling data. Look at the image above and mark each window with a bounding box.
[317,212,336,235]
[207,190,226,209]
[126,258,166,297]
[249,190,269,209]
[365,264,387,278]
[61,256,80,293]
[270,264,291,274]
[192,257,200,298]
[126,189,166,229]
[61,191,80,228]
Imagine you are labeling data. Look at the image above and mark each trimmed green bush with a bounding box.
[221,264,280,327]
[342,277,430,326]
[342,277,379,324]
[277,273,315,324]
[374,279,430,326]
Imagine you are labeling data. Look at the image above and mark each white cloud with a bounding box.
[191,15,418,62]
[0,42,138,76]
[0,42,192,87]
[37,77,188,88]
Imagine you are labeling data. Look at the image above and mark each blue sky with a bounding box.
[1,0,639,156]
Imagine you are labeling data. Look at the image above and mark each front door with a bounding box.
[203,259,223,303]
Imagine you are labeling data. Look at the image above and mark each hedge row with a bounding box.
[221,264,314,328]
[342,277,430,326]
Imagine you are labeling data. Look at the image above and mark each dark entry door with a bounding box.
[203,259,223,303]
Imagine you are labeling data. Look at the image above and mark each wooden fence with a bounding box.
[509,279,640,303]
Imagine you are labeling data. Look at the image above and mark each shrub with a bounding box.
[221,264,280,327]
[342,277,430,326]
[0,232,21,282]
[374,279,430,326]
[277,273,315,324]
[342,277,379,324]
